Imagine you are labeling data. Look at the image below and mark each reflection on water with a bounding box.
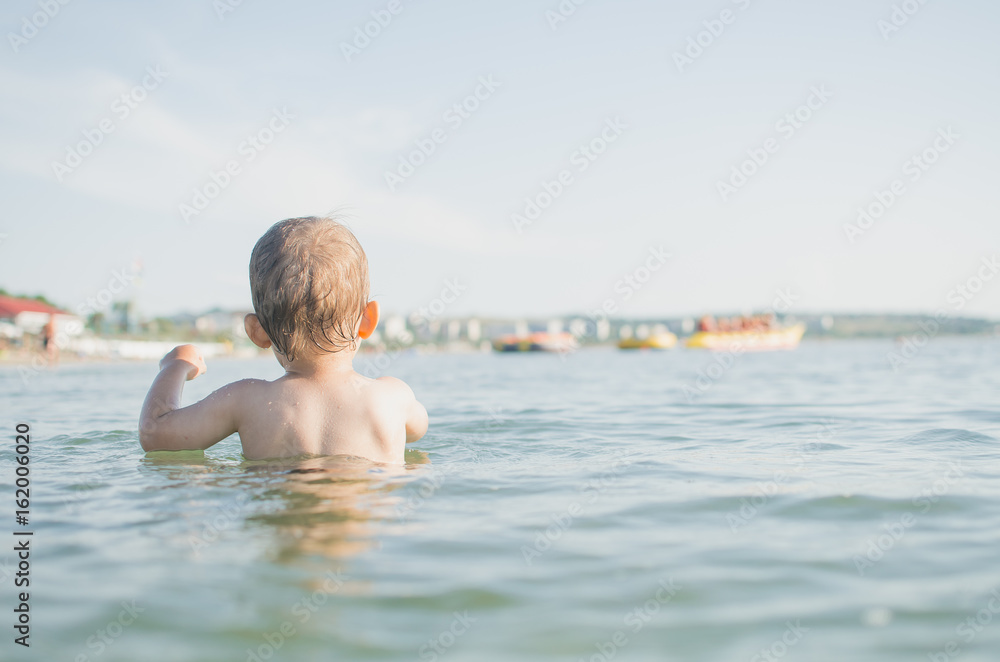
[139,449,432,567]
[246,455,406,563]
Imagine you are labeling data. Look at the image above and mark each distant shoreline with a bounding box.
[2,333,998,369]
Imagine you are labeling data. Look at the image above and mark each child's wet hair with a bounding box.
[249,216,369,361]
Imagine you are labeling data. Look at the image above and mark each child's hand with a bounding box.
[160,344,207,380]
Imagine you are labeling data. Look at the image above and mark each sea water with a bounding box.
[1,337,999,661]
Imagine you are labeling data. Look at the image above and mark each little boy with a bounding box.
[139,216,428,463]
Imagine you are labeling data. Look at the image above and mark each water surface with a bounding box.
[2,337,999,661]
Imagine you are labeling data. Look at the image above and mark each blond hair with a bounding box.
[249,216,369,360]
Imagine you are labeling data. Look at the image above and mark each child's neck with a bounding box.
[278,347,357,378]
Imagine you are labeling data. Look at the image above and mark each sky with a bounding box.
[1,0,998,320]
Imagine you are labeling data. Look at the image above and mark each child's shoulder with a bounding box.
[216,377,278,405]
[347,374,419,414]
[223,377,273,393]
[372,375,419,404]
[374,375,415,393]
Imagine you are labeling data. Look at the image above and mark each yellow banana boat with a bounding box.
[617,332,678,350]
[685,322,805,351]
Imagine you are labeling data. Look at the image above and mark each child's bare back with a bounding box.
[138,216,427,464]
[231,372,424,461]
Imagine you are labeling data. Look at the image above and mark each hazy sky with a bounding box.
[1,0,998,319]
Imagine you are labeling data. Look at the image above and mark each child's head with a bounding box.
[247,216,375,361]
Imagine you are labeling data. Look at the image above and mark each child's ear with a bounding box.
[358,301,380,339]
[244,314,272,349]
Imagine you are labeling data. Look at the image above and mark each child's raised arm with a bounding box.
[138,345,240,452]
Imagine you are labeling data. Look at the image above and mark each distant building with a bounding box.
[110,300,139,334]
[0,295,82,340]
[383,314,408,342]
[194,309,249,338]
[466,318,481,343]
[596,319,610,340]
